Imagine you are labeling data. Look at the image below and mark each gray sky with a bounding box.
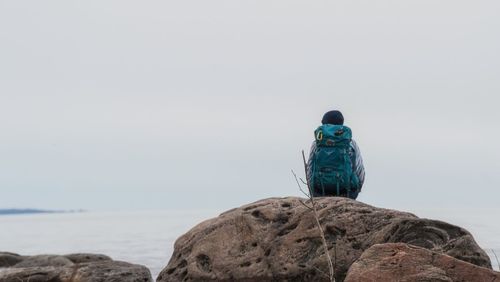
[1,1,499,211]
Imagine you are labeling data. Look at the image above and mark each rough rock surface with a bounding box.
[0,252,23,267]
[0,266,61,282]
[158,197,491,282]
[64,253,112,264]
[0,252,152,282]
[344,243,500,282]
[60,260,153,282]
[13,255,74,268]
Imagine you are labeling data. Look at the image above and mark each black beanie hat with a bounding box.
[321,110,344,125]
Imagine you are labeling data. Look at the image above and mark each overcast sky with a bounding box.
[1,1,499,212]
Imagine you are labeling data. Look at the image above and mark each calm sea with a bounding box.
[0,210,220,278]
[0,208,499,279]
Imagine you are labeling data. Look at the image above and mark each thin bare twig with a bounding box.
[292,169,314,211]
[299,188,310,199]
[294,150,336,282]
[292,170,312,199]
[300,177,308,186]
[311,265,331,279]
[298,199,314,211]
[291,169,303,191]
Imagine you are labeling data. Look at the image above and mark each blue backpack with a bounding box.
[310,124,360,197]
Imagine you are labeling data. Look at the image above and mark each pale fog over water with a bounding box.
[0,210,219,278]
[1,207,499,279]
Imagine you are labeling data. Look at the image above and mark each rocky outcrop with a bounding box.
[13,255,74,268]
[344,243,500,282]
[0,252,152,282]
[0,252,23,267]
[61,260,153,282]
[64,253,112,264]
[158,197,492,282]
[0,266,62,282]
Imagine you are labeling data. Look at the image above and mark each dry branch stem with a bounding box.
[301,150,335,282]
[298,199,314,211]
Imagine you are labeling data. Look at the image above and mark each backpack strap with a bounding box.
[336,177,340,196]
[343,149,352,196]
[315,153,325,196]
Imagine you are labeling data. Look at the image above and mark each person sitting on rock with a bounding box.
[307,110,365,199]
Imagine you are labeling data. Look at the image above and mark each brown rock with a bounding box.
[0,252,23,267]
[157,197,491,282]
[60,260,153,282]
[344,243,500,282]
[64,253,112,264]
[13,254,74,268]
[365,218,492,267]
[0,266,62,282]
[0,256,152,282]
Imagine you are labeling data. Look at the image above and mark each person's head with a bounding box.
[321,110,344,125]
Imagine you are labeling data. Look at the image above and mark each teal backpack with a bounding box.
[310,124,360,197]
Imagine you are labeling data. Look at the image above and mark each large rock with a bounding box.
[0,252,153,282]
[0,266,62,282]
[59,260,154,282]
[158,197,491,282]
[64,253,112,264]
[0,252,23,267]
[344,243,500,282]
[13,255,74,268]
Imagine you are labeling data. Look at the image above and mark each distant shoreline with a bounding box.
[0,209,85,215]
